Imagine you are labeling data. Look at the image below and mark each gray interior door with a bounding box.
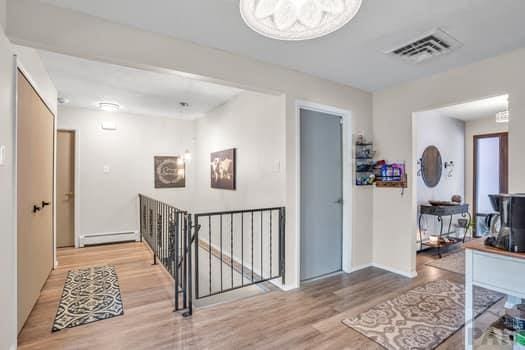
[300,109,343,281]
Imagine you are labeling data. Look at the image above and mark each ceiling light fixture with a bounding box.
[240,0,362,41]
[98,102,121,112]
[496,110,509,123]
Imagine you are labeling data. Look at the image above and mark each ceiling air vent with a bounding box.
[387,29,462,63]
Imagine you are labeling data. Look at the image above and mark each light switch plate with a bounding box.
[0,145,6,166]
[273,160,280,173]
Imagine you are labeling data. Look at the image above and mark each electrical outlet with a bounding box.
[103,165,110,174]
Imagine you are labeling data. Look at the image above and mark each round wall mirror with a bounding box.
[421,146,442,188]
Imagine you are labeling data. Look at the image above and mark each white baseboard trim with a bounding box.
[80,231,139,247]
[270,279,297,291]
[372,263,418,278]
[351,263,373,272]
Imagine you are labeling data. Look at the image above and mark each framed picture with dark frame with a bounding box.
[154,156,185,188]
[210,148,236,190]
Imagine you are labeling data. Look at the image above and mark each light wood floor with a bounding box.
[18,242,503,349]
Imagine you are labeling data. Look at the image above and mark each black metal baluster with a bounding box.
[182,213,187,309]
[241,213,244,286]
[251,212,254,283]
[208,215,212,295]
[270,210,273,277]
[220,214,223,292]
[281,208,286,285]
[261,211,264,281]
[195,215,200,300]
[139,196,143,242]
[184,214,193,317]
[230,213,234,288]
[174,209,179,311]
[153,200,158,265]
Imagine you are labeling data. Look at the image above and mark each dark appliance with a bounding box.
[486,194,525,253]
[510,194,525,253]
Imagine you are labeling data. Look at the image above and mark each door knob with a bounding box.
[65,192,74,199]
[33,205,41,213]
[42,201,51,208]
[334,198,343,205]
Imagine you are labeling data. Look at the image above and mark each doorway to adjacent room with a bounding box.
[56,130,76,248]
[299,107,344,282]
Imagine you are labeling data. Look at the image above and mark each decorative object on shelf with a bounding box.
[239,0,363,41]
[444,160,455,177]
[355,138,375,186]
[374,160,407,195]
[210,148,236,190]
[154,156,185,188]
[451,194,462,203]
[418,145,442,188]
[418,203,471,258]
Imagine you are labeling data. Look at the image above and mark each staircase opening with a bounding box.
[139,194,286,316]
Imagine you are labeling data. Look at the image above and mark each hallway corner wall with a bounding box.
[57,106,197,242]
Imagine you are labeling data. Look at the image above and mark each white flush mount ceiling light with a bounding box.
[496,110,509,123]
[240,0,362,41]
[98,102,121,112]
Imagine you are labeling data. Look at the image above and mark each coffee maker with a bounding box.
[486,194,525,253]
[509,194,525,253]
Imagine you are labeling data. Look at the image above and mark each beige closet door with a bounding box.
[56,130,75,248]
[17,71,54,332]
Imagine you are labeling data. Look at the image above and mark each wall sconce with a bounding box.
[183,149,192,163]
[444,161,455,177]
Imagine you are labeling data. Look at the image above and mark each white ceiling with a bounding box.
[35,48,243,119]
[432,95,508,121]
[37,0,525,91]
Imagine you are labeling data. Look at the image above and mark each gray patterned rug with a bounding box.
[426,250,465,275]
[52,265,124,332]
[342,280,502,350]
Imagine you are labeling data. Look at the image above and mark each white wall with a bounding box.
[0,26,16,350]
[194,90,286,212]
[415,112,465,205]
[0,0,6,30]
[415,112,465,243]
[6,0,374,288]
[464,116,508,211]
[57,106,196,243]
[373,48,525,276]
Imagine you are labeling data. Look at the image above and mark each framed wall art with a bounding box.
[154,156,185,188]
[210,148,236,190]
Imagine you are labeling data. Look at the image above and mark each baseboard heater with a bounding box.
[80,231,139,247]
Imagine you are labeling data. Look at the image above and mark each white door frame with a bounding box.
[295,100,353,287]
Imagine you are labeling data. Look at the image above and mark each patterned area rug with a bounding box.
[426,250,465,275]
[342,280,502,350]
[52,265,124,332]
